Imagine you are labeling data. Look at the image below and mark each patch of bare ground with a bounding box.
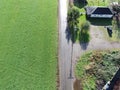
[74,79,82,90]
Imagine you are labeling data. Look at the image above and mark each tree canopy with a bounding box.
[67,7,80,42]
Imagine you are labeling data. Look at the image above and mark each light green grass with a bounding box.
[87,0,120,6]
[0,0,57,90]
[87,0,109,6]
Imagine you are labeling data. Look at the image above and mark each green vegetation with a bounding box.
[79,21,90,43]
[87,0,109,6]
[74,0,109,9]
[67,6,91,43]
[74,0,109,8]
[67,7,80,43]
[76,50,120,90]
[111,18,120,41]
[0,0,57,90]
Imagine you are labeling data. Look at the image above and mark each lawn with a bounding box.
[87,0,109,6]
[75,50,120,90]
[0,0,57,90]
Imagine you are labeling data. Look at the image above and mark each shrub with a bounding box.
[67,7,80,30]
[67,7,80,42]
[76,50,120,90]
[79,21,90,43]
[81,21,90,32]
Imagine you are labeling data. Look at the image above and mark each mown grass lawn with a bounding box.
[0,0,57,90]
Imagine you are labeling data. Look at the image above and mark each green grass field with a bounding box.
[0,0,57,90]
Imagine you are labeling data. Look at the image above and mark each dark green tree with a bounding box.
[79,21,90,43]
[67,7,80,43]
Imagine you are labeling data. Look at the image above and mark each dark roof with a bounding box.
[85,6,113,15]
[93,7,113,14]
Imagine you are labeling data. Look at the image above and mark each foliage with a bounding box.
[74,0,88,8]
[79,21,90,43]
[0,0,57,90]
[112,5,120,14]
[81,21,90,32]
[67,7,80,42]
[67,7,80,30]
[83,76,96,90]
[111,18,120,40]
[76,50,120,90]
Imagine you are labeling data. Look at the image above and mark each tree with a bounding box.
[67,7,80,78]
[79,21,90,43]
[67,7,80,43]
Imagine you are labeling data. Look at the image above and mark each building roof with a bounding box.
[85,6,113,15]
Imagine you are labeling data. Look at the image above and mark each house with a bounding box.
[85,6,113,18]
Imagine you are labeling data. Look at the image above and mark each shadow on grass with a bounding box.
[74,0,87,8]
[87,18,112,26]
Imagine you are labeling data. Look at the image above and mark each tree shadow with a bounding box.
[79,32,90,50]
[80,43,89,50]
[65,26,78,44]
[65,26,71,43]
[74,0,88,8]
[65,26,89,50]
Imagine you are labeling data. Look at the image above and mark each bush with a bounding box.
[79,21,90,43]
[79,32,90,43]
[81,21,90,32]
[67,7,80,43]
[67,7,80,30]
